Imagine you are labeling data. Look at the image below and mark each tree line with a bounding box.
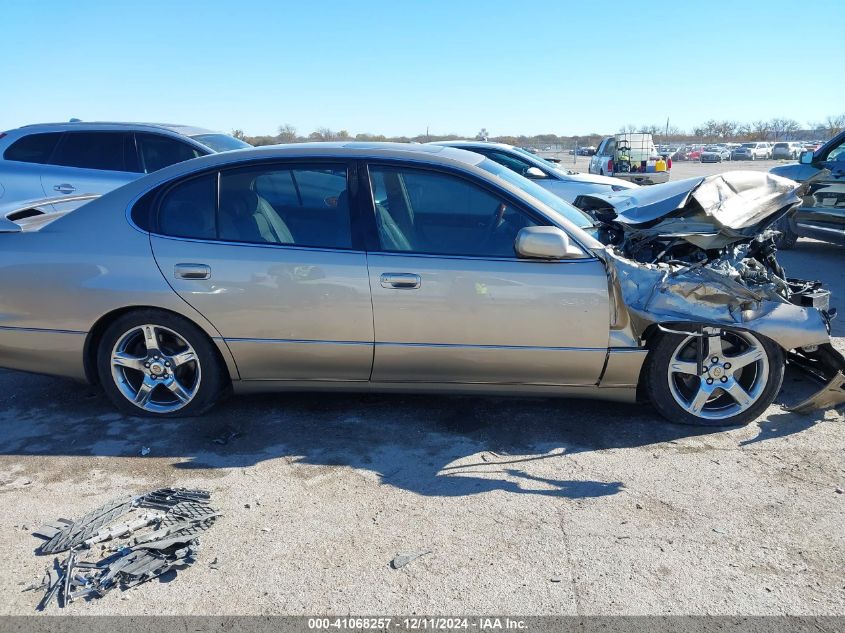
[232,114,845,148]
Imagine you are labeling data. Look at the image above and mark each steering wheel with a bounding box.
[478,203,508,252]
[485,203,507,234]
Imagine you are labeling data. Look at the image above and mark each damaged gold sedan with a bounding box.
[575,170,845,424]
[0,144,841,425]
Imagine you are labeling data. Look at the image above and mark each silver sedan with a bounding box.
[0,143,842,425]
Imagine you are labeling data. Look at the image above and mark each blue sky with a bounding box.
[2,0,842,137]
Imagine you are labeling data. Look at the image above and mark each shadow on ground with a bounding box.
[0,365,824,500]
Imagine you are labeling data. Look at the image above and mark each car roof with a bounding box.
[172,141,483,166]
[11,121,217,137]
[428,140,518,151]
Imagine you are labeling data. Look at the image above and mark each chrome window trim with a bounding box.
[367,250,599,264]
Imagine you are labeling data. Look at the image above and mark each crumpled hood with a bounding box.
[575,171,803,250]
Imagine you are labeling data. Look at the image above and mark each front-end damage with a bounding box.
[574,171,845,413]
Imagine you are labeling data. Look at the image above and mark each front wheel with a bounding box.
[97,309,229,417]
[644,328,784,426]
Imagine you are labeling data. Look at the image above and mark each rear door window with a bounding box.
[3,132,62,164]
[50,132,138,172]
[136,133,204,173]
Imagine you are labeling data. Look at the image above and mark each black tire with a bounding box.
[97,309,229,418]
[644,328,784,426]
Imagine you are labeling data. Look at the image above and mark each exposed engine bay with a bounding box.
[573,171,845,412]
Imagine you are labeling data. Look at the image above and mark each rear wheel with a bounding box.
[645,327,783,426]
[97,310,229,417]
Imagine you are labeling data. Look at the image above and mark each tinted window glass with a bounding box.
[3,132,62,164]
[486,150,535,177]
[157,173,216,239]
[137,133,203,173]
[50,132,137,171]
[220,164,351,248]
[369,166,537,257]
[190,133,252,152]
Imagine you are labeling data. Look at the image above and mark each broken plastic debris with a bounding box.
[139,447,150,456]
[30,488,219,609]
[391,550,431,569]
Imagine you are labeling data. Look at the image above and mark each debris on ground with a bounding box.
[29,488,220,609]
[391,550,431,569]
[139,447,150,456]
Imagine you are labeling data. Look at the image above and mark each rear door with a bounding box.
[41,131,140,198]
[149,160,374,381]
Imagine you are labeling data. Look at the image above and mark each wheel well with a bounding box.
[83,306,229,385]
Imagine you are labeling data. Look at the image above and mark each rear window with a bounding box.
[773,143,788,149]
[50,132,138,172]
[190,133,252,153]
[3,132,62,164]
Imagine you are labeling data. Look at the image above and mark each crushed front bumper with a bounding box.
[785,343,845,413]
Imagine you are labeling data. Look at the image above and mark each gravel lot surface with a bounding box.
[0,160,842,616]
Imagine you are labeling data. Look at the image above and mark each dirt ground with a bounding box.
[0,161,843,615]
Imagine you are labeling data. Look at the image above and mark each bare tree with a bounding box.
[276,124,297,143]
[231,129,246,140]
[476,128,489,141]
[750,120,772,140]
[824,114,845,136]
[309,127,336,141]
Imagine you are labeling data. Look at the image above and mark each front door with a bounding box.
[364,163,609,385]
[149,161,373,381]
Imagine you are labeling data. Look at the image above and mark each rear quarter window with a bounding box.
[3,132,63,164]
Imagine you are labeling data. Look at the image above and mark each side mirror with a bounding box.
[800,150,814,165]
[524,166,547,179]
[515,226,585,260]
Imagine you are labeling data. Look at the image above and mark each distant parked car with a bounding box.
[732,142,771,160]
[771,142,803,160]
[769,130,845,248]
[0,121,251,216]
[430,140,637,202]
[700,145,731,163]
[577,146,597,156]
[687,146,704,161]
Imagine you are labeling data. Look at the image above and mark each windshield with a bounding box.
[476,158,594,229]
[741,143,755,148]
[190,133,252,153]
[511,146,576,175]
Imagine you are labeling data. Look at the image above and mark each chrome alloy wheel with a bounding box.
[667,328,769,421]
[110,324,201,414]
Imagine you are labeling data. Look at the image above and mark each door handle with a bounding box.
[380,272,421,289]
[174,263,211,280]
[53,183,76,194]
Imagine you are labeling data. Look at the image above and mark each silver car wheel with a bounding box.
[110,324,202,414]
[666,329,769,421]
